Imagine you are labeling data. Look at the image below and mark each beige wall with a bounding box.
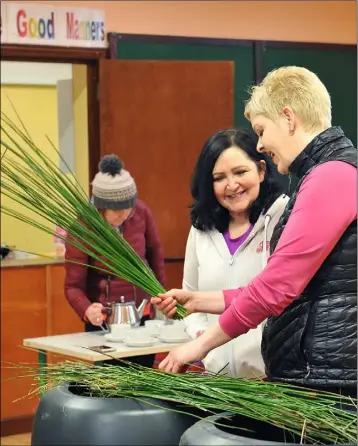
[8,1,356,44]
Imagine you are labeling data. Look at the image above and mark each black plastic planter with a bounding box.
[31,382,202,446]
[179,412,355,446]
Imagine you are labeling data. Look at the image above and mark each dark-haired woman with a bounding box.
[175,129,288,376]
[64,154,165,367]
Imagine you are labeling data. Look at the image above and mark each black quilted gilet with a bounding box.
[262,127,357,390]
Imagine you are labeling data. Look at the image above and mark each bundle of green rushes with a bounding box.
[5,359,357,445]
[0,109,186,319]
[1,111,357,444]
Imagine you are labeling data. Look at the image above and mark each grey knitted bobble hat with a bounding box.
[91,154,137,210]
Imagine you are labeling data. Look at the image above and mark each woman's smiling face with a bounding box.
[212,146,265,216]
[250,105,314,176]
[251,114,296,175]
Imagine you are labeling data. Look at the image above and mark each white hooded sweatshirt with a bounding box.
[183,194,289,377]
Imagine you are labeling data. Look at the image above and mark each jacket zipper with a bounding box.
[226,229,263,377]
[106,276,111,301]
[227,231,256,281]
[302,304,316,380]
[227,255,236,377]
[305,363,311,379]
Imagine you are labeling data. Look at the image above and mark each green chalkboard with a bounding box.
[111,35,356,195]
[262,45,357,146]
[114,37,255,130]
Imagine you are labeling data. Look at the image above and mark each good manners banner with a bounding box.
[1,2,106,48]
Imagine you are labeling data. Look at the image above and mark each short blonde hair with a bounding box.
[245,66,331,132]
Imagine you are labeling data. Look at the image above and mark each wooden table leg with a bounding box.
[94,361,105,366]
[39,350,47,396]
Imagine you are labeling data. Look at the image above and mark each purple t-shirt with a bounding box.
[223,224,253,255]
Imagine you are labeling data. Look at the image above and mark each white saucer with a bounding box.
[158,336,189,344]
[104,333,125,343]
[124,338,156,348]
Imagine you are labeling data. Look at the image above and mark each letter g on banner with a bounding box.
[16,9,27,37]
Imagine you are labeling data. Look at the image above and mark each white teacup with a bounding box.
[110,324,131,337]
[125,327,153,343]
[144,320,165,337]
[159,324,187,340]
[173,320,185,328]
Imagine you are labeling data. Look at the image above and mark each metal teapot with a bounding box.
[102,296,149,329]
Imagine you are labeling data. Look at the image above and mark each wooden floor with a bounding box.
[0,433,31,445]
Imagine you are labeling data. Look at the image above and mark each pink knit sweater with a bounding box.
[219,161,357,338]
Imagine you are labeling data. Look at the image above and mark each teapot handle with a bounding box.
[101,306,112,316]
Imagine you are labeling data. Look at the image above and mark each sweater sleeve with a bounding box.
[182,227,199,293]
[64,234,92,320]
[219,161,357,338]
[144,205,166,288]
[182,227,211,339]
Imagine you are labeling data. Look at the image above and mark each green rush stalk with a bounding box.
[2,110,357,445]
[0,111,187,319]
[3,359,357,445]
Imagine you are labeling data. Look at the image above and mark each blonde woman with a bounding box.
[153,67,357,398]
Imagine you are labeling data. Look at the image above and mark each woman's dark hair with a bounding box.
[190,128,284,232]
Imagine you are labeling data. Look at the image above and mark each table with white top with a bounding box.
[23,331,189,392]
[23,331,187,363]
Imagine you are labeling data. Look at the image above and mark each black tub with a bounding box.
[31,382,203,446]
[179,412,354,446]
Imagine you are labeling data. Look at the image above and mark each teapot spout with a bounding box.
[137,298,149,319]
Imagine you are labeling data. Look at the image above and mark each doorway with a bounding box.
[1,44,108,182]
[1,60,89,257]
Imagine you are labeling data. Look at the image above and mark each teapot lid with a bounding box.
[113,296,135,306]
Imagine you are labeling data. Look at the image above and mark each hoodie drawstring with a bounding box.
[228,195,288,377]
[228,214,271,377]
[262,214,271,269]
[259,214,272,336]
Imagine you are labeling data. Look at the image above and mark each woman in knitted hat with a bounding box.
[64,154,165,367]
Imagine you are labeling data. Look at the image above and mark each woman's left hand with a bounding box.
[158,339,208,373]
[158,321,233,373]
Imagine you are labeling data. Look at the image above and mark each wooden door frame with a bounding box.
[1,44,108,438]
[1,44,109,184]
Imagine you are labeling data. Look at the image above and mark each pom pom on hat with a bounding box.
[91,154,137,210]
[99,154,123,176]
